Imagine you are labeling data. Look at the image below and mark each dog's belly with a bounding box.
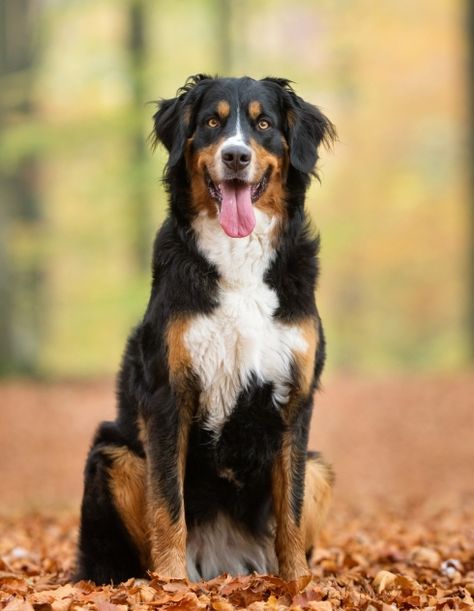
[185,282,307,433]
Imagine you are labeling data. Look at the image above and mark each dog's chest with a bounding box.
[185,213,307,432]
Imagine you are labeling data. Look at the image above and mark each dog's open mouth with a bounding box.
[206,169,271,238]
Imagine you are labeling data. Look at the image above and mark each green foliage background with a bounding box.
[0,0,469,377]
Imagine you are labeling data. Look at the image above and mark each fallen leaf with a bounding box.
[373,570,397,593]
[285,574,312,596]
[394,574,419,589]
[292,588,324,606]
[96,600,124,611]
[4,600,35,611]
[211,598,235,610]
[306,602,332,610]
[465,582,474,595]
[51,600,72,611]
[139,584,158,602]
[410,546,441,568]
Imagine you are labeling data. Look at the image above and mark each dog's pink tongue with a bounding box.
[219,182,256,238]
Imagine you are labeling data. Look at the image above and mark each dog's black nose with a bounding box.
[221,145,251,172]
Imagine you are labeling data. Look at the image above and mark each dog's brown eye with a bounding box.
[207,117,220,128]
[257,119,271,131]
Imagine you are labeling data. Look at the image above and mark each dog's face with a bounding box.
[153,76,335,237]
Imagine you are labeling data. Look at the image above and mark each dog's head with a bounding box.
[152,75,336,238]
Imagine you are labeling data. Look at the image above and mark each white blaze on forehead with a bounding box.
[220,106,246,147]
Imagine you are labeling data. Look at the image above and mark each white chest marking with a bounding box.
[185,211,307,433]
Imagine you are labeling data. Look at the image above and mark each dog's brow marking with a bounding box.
[217,100,230,119]
[249,101,262,120]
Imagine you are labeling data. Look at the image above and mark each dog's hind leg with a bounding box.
[302,452,334,560]
[76,423,149,584]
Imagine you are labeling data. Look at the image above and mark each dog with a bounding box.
[76,75,336,585]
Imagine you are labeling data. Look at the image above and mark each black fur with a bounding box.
[77,424,145,583]
[77,75,335,584]
[185,379,283,535]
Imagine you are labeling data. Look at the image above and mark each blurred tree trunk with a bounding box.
[0,0,43,375]
[128,0,150,272]
[0,0,15,373]
[232,0,247,74]
[215,1,248,83]
[216,0,232,74]
[468,0,474,360]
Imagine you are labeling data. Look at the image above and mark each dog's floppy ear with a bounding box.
[287,97,336,175]
[263,78,336,175]
[152,97,187,168]
[151,74,212,168]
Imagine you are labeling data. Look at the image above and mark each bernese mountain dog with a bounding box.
[76,74,336,584]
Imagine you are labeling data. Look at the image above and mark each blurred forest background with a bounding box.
[1,0,473,379]
[0,0,474,539]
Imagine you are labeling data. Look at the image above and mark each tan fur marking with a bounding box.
[148,416,191,578]
[166,318,198,425]
[166,317,192,383]
[250,139,288,231]
[137,415,147,446]
[293,318,319,396]
[217,100,230,119]
[248,100,262,120]
[144,360,194,578]
[186,140,224,216]
[104,446,150,567]
[272,435,309,580]
[302,456,334,553]
[149,503,187,578]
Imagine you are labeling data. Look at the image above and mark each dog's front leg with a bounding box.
[272,408,311,581]
[144,384,191,579]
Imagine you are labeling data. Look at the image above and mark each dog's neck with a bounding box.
[191,209,278,288]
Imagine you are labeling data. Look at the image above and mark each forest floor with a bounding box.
[0,373,473,610]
